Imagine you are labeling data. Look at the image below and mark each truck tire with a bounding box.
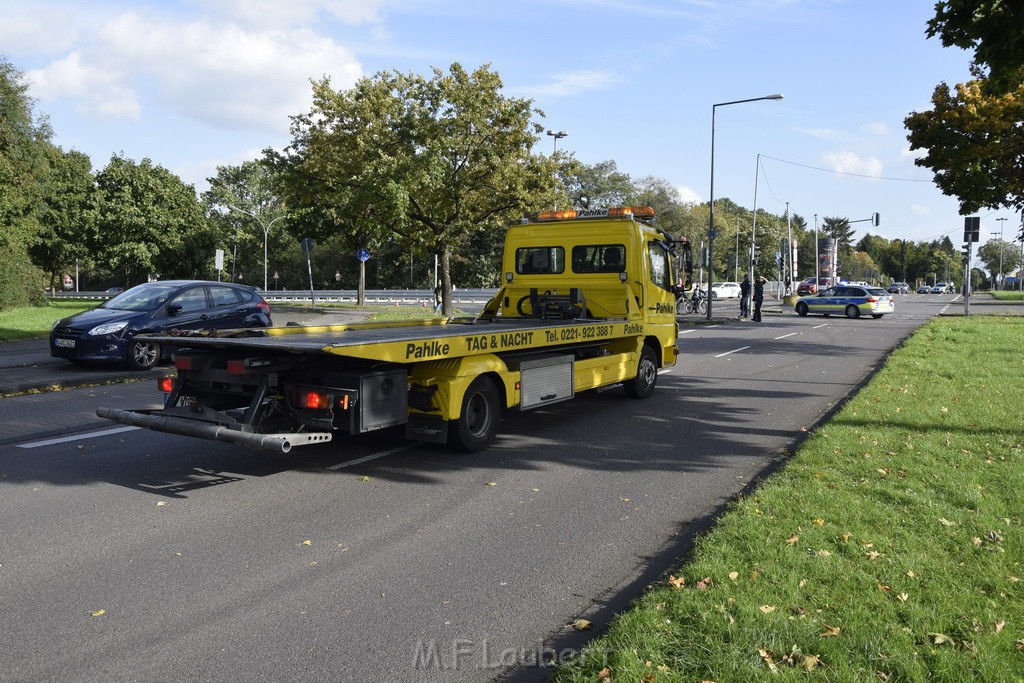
[624,345,658,399]
[126,339,160,371]
[449,376,501,452]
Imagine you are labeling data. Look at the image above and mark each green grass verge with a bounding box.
[990,291,1023,302]
[0,300,101,342]
[554,316,1024,682]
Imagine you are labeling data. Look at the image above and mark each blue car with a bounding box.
[794,285,895,319]
[50,280,272,370]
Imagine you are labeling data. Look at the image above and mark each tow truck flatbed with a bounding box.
[146,314,641,364]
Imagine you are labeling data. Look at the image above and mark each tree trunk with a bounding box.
[439,243,452,317]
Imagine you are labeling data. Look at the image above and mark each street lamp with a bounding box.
[708,93,783,319]
[229,205,287,291]
[996,217,1007,290]
[546,129,568,153]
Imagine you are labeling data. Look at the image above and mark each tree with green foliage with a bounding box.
[91,155,207,286]
[29,147,95,290]
[558,159,632,210]
[926,0,1024,94]
[977,238,1023,289]
[905,79,1024,214]
[268,63,561,314]
[0,58,51,308]
[202,160,287,287]
[906,2,1024,215]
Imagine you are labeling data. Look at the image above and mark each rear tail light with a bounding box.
[257,299,271,314]
[865,297,878,303]
[157,376,174,393]
[298,390,330,410]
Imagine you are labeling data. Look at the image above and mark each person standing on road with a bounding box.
[739,274,751,318]
[752,276,766,322]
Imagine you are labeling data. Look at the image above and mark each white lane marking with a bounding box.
[327,442,419,470]
[679,329,698,334]
[812,324,829,329]
[774,332,798,339]
[17,426,140,449]
[715,346,750,358]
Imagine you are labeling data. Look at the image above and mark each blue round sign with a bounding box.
[357,248,371,262]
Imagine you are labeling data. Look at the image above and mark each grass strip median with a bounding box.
[555,316,1024,682]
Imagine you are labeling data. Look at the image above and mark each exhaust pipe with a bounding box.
[96,407,331,453]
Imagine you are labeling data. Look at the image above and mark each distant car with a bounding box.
[917,284,932,294]
[710,281,742,299]
[794,285,895,319]
[796,276,831,296]
[934,282,954,293]
[105,287,125,294]
[50,280,272,370]
[887,282,910,294]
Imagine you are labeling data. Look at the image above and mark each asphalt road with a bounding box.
[0,294,1015,682]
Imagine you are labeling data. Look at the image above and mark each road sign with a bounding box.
[357,248,371,262]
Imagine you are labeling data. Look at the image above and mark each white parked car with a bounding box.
[710,281,742,299]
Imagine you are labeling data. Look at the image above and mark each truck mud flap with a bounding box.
[96,407,332,454]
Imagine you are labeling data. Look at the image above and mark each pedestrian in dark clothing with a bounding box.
[752,276,766,322]
[739,275,751,318]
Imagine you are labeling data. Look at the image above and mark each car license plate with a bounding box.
[55,338,75,348]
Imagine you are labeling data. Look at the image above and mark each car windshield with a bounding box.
[100,284,179,311]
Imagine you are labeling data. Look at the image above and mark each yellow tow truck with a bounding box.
[98,206,693,453]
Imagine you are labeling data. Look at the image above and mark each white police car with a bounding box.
[794,285,895,319]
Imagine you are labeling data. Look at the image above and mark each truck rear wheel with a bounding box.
[624,345,658,399]
[449,377,501,452]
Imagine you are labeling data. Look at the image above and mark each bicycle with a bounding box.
[676,286,708,315]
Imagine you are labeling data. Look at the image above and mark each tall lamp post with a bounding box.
[546,129,568,153]
[996,217,1007,289]
[708,93,783,319]
[229,205,287,291]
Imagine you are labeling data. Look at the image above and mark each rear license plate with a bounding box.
[55,338,75,348]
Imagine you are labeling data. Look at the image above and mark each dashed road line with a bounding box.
[17,426,140,449]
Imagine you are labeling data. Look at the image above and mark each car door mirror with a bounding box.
[166,304,183,316]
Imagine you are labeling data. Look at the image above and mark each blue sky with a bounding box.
[2,0,1018,245]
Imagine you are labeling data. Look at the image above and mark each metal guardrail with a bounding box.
[52,288,499,305]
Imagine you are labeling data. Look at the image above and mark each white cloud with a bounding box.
[0,6,79,56]
[910,204,930,216]
[821,150,883,178]
[27,11,364,134]
[29,52,141,121]
[795,127,842,140]
[515,70,622,99]
[861,121,888,135]
[190,0,383,30]
[677,185,703,205]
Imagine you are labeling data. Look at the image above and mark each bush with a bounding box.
[0,250,47,311]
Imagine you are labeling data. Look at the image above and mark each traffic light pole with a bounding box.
[963,242,971,317]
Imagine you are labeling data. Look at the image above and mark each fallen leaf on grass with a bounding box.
[759,605,777,613]
[696,577,712,590]
[571,618,592,631]
[812,518,825,526]
[785,534,800,545]
[995,621,1005,633]
[597,667,612,680]
[667,575,685,590]
[938,518,956,527]
[929,632,954,646]
[820,625,841,637]
[728,571,739,581]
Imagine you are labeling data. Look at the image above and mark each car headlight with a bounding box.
[88,321,129,336]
